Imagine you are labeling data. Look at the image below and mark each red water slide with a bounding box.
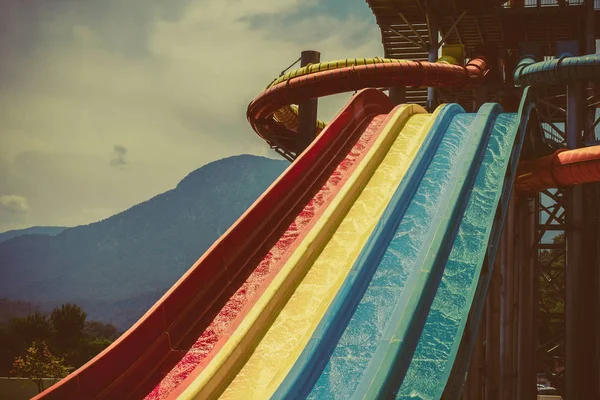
[517,146,600,194]
[34,89,394,400]
[36,57,489,400]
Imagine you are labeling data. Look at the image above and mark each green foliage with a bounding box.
[6,312,53,344]
[10,341,73,393]
[1,312,54,375]
[83,320,119,341]
[51,303,86,340]
[0,302,119,378]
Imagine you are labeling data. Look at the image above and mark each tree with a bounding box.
[0,312,53,375]
[10,341,73,394]
[83,320,119,341]
[50,303,86,341]
[1,303,120,375]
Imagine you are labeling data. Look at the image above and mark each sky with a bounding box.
[0,0,383,232]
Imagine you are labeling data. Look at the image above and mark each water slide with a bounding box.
[36,54,599,400]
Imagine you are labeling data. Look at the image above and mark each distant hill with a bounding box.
[0,226,67,245]
[0,155,288,330]
[0,298,40,326]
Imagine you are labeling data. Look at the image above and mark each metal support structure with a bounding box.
[473,86,489,112]
[500,195,516,400]
[586,0,595,55]
[389,86,406,105]
[427,15,438,111]
[516,198,536,400]
[439,11,467,48]
[582,14,600,393]
[485,254,501,399]
[565,81,595,400]
[464,311,485,400]
[297,50,320,152]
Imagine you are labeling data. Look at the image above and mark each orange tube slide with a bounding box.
[247,58,487,148]
[516,145,600,193]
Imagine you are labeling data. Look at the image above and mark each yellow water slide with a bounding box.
[177,103,445,400]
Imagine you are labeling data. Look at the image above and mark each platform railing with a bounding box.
[503,0,599,9]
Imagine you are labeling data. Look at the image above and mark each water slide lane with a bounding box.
[177,103,438,400]
[396,111,520,399]
[35,89,391,400]
[273,103,461,400]
[400,95,535,400]
[305,108,482,399]
[142,89,394,400]
[362,105,501,400]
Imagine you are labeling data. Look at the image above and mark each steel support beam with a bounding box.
[389,86,406,105]
[516,198,536,400]
[464,311,485,400]
[582,182,600,400]
[565,81,591,400]
[485,253,501,399]
[427,15,438,111]
[473,86,489,112]
[500,195,516,400]
[297,50,320,152]
[585,0,595,55]
[582,2,600,385]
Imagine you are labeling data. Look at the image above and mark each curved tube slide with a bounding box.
[35,88,395,400]
[247,57,487,152]
[514,53,600,87]
[517,145,600,194]
[269,56,460,135]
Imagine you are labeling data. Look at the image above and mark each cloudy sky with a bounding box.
[0,0,384,231]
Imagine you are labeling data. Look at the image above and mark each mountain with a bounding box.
[0,226,68,245]
[0,298,40,326]
[0,155,288,329]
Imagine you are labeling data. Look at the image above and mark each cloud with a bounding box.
[0,195,29,214]
[0,0,382,231]
[110,145,128,168]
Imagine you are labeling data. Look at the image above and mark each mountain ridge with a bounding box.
[0,154,288,329]
[0,226,68,245]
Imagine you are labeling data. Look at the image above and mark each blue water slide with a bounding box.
[397,88,537,400]
[273,91,538,400]
[272,103,462,400]
[275,104,502,399]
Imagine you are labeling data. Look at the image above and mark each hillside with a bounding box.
[0,155,288,329]
[0,226,67,245]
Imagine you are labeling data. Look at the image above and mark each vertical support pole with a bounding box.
[389,86,406,105]
[485,254,501,399]
[584,0,596,140]
[465,314,485,400]
[427,16,438,110]
[585,0,595,56]
[516,198,535,400]
[511,220,520,398]
[297,50,320,152]
[567,83,583,150]
[500,195,515,400]
[583,3,600,395]
[565,81,590,400]
[582,181,600,400]
[473,86,489,112]
[596,184,600,399]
